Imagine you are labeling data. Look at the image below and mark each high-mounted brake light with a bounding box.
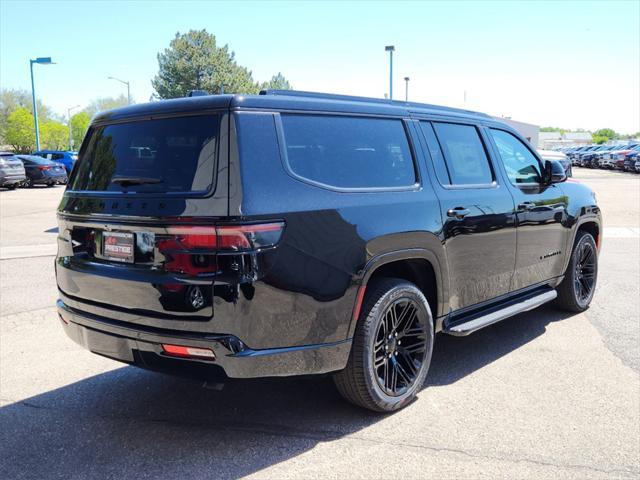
[162,344,216,360]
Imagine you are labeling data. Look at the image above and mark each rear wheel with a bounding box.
[22,177,33,188]
[333,278,434,412]
[555,231,598,312]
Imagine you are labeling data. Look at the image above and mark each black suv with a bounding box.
[56,90,601,412]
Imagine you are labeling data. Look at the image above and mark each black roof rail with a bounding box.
[259,89,490,117]
[186,90,210,97]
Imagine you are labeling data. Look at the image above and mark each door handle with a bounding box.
[518,201,535,211]
[447,207,470,219]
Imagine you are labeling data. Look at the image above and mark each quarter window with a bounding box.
[490,129,542,185]
[432,123,494,185]
[280,115,416,189]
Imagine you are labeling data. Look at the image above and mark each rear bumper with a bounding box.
[0,174,26,186]
[56,299,351,379]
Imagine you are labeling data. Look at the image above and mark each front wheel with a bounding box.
[333,278,434,412]
[555,231,598,312]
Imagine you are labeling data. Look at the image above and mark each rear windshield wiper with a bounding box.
[111,176,163,187]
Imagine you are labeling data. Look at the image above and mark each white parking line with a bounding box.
[604,227,640,239]
[0,244,57,260]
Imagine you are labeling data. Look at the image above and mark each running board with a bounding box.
[444,289,557,337]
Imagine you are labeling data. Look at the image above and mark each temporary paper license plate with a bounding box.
[103,231,134,263]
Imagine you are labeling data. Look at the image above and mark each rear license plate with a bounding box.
[103,232,134,263]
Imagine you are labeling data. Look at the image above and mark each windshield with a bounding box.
[69,115,219,194]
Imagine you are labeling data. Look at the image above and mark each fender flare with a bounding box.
[347,248,449,338]
[561,212,602,275]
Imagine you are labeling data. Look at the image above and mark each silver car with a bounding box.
[0,152,26,189]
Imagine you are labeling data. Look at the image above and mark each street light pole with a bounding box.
[29,57,54,151]
[67,105,80,150]
[108,76,131,104]
[385,45,395,100]
[404,77,410,102]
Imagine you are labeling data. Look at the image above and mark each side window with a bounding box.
[432,122,494,185]
[280,114,416,189]
[490,129,542,185]
[52,154,64,160]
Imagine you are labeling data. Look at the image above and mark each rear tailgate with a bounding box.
[56,112,230,331]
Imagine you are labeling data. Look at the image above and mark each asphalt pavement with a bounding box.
[0,171,638,479]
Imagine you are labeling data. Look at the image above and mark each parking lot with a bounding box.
[0,169,638,479]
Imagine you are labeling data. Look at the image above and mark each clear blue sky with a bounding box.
[1,0,638,132]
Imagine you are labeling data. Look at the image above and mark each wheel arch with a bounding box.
[348,248,448,337]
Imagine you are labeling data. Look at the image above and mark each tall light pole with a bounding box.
[108,76,131,104]
[404,76,410,102]
[29,57,54,151]
[385,45,395,100]
[67,105,81,150]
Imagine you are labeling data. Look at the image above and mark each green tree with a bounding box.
[5,107,35,153]
[259,72,292,91]
[84,95,129,118]
[0,88,55,144]
[70,111,91,149]
[41,121,68,150]
[152,30,290,98]
[592,128,617,143]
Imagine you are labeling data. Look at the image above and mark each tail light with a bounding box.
[156,222,284,275]
[37,165,52,171]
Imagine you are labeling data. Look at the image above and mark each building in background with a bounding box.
[493,116,539,146]
[539,131,592,149]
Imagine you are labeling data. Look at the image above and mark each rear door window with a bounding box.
[431,122,494,186]
[70,115,219,194]
[280,114,416,189]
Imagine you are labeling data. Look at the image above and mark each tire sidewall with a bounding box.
[360,283,434,411]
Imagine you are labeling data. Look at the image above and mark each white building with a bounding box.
[492,117,539,146]
[539,131,592,149]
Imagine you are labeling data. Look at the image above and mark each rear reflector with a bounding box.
[352,285,367,321]
[162,344,216,360]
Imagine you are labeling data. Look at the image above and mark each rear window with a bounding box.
[280,115,416,189]
[70,115,219,194]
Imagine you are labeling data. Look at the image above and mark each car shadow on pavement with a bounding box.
[0,305,577,479]
[428,304,578,386]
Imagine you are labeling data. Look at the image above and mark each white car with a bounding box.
[537,149,572,176]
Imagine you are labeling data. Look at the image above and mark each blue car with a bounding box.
[17,155,68,187]
[33,150,78,174]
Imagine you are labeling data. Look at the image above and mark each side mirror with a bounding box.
[543,160,567,184]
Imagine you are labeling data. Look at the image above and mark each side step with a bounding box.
[444,289,557,337]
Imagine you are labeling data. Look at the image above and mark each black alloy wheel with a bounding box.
[555,231,598,312]
[334,278,434,412]
[574,239,596,304]
[373,297,428,396]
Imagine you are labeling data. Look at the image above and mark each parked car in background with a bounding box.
[538,149,572,176]
[17,155,68,187]
[623,146,640,171]
[0,152,26,189]
[32,150,78,174]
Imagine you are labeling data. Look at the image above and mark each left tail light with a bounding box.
[156,222,284,275]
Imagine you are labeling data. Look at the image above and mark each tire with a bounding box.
[46,182,54,187]
[22,177,33,188]
[7,184,16,190]
[333,278,434,412]
[555,231,598,312]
